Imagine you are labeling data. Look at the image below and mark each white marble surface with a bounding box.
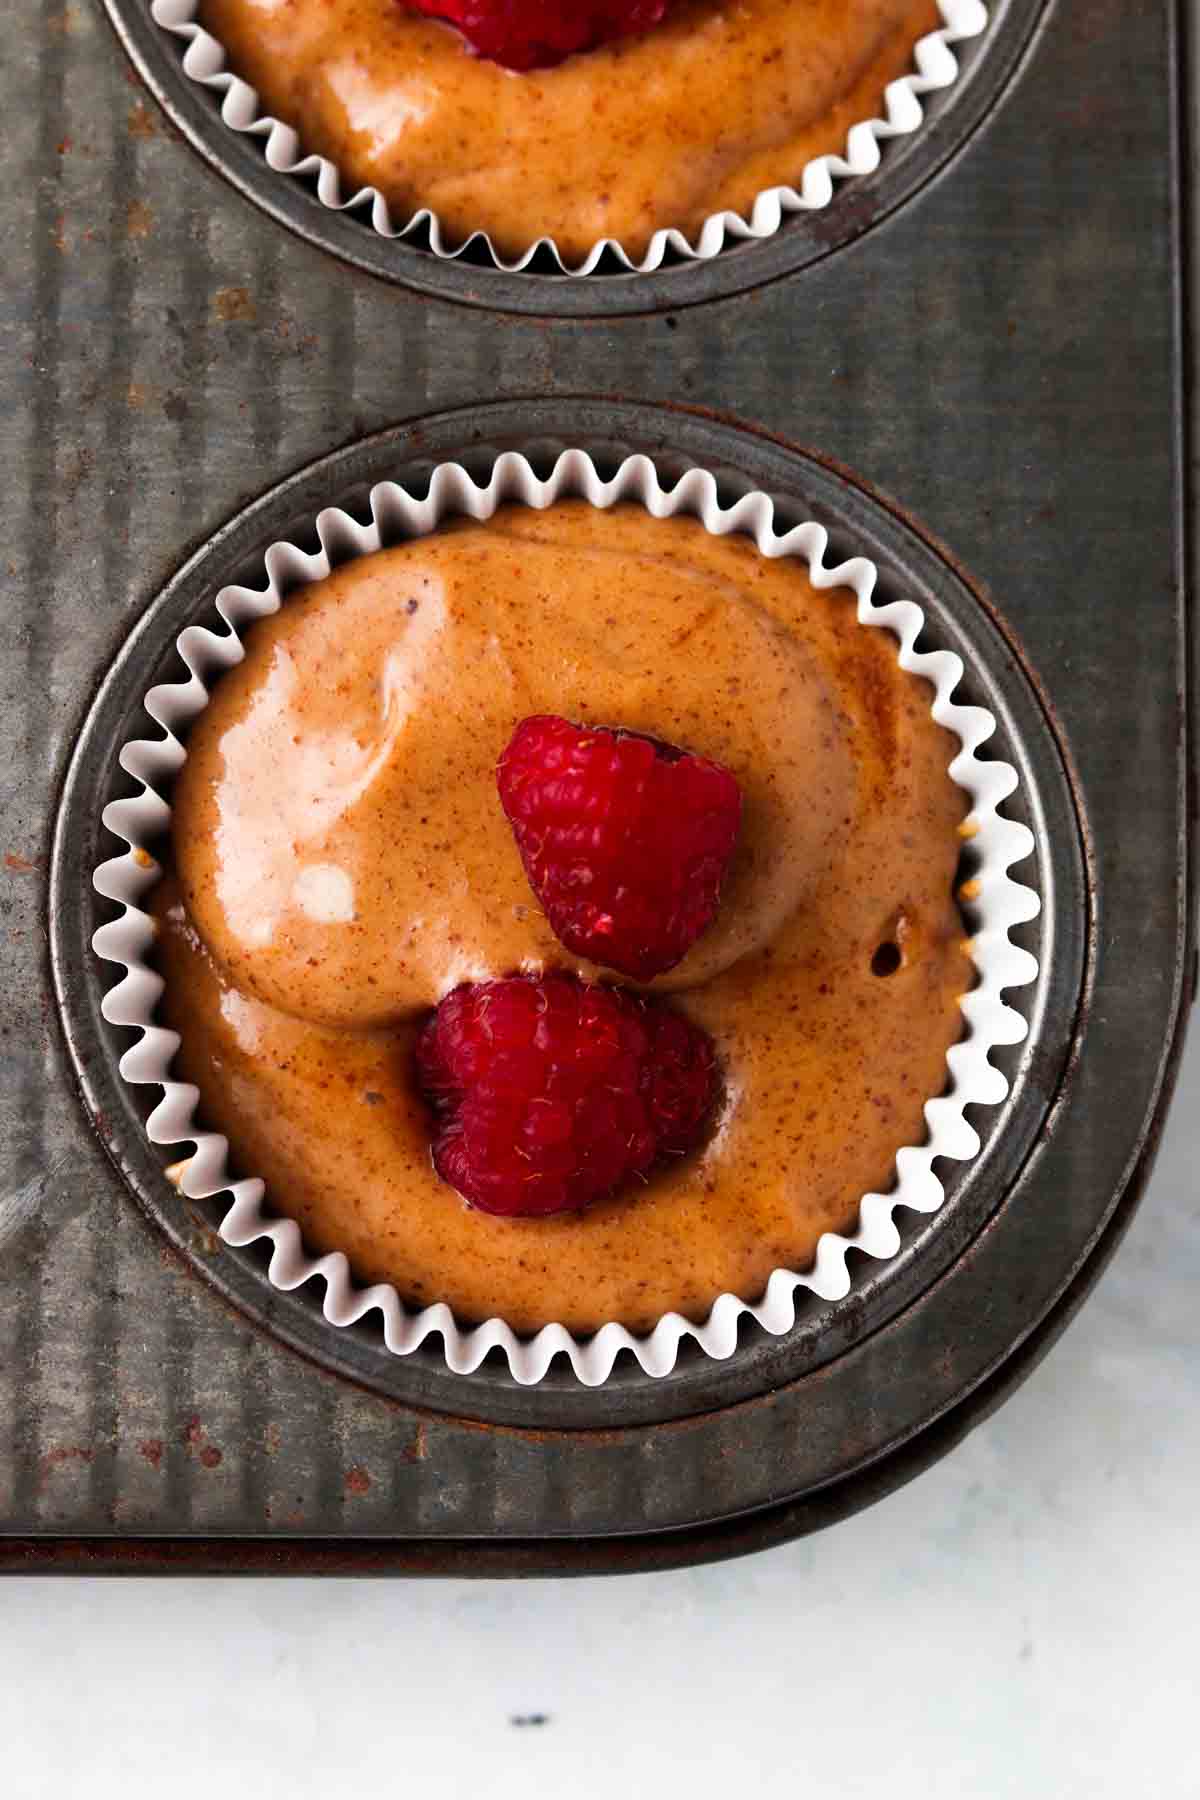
[1,1025,1197,1796]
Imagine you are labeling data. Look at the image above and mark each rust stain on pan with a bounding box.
[37,1446,95,1488]
[211,286,257,324]
[179,1417,225,1469]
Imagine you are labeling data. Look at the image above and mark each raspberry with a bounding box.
[403,0,670,73]
[497,715,742,982]
[416,974,717,1216]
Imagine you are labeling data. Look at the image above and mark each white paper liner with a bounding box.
[148,0,988,275]
[93,450,1039,1384]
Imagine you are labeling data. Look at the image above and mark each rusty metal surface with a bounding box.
[0,0,1191,1561]
[51,403,1084,1433]
[0,1093,1173,1576]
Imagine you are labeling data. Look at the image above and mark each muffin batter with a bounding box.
[199,0,944,260]
[155,503,969,1334]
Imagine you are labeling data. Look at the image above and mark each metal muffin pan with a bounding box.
[53,400,1080,1430]
[100,0,1047,315]
[2,0,1190,1566]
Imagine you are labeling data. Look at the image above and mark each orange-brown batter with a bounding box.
[155,503,968,1334]
[199,0,943,260]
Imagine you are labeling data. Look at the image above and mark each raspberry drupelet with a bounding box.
[416,974,718,1216]
[497,714,743,983]
[404,0,670,72]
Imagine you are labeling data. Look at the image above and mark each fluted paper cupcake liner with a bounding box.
[148,0,988,275]
[93,448,1039,1384]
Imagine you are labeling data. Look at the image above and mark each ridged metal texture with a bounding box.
[52,404,1079,1427]
[0,0,1190,1563]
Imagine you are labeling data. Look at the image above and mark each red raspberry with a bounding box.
[497,715,742,983]
[403,1,670,73]
[416,974,717,1216]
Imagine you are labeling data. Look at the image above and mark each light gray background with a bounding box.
[1,1023,1195,1797]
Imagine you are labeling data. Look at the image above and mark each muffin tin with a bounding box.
[104,0,1040,313]
[62,405,1067,1421]
[2,0,1192,1569]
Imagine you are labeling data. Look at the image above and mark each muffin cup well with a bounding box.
[92,449,1038,1385]
[148,0,988,276]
